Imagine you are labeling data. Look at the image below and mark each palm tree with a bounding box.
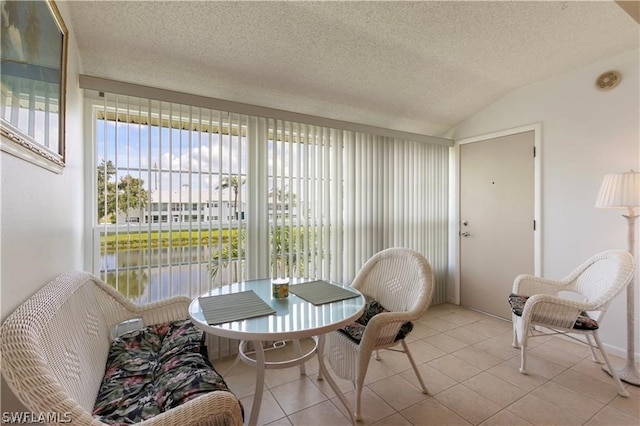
[208,230,245,286]
[217,175,246,219]
[208,185,318,284]
[209,225,319,284]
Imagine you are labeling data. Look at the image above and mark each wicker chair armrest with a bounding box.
[124,296,192,326]
[520,293,589,330]
[358,310,413,348]
[29,391,243,426]
[373,309,418,324]
[139,391,243,426]
[92,280,191,326]
[512,274,568,296]
[89,278,191,326]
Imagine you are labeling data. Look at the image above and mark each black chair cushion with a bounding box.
[338,300,414,344]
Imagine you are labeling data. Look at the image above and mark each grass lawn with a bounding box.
[100,229,238,252]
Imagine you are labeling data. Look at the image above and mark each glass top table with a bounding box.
[188,277,365,425]
[189,277,365,340]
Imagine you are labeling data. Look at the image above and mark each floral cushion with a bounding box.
[93,325,164,424]
[159,319,205,361]
[508,293,598,330]
[338,300,413,344]
[156,352,237,411]
[93,320,241,424]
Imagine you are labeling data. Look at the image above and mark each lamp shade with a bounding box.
[595,170,640,209]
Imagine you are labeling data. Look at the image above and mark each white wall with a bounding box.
[451,49,640,356]
[0,2,86,413]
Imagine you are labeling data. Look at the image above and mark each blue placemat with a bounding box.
[199,290,275,325]
[289,280,360,305]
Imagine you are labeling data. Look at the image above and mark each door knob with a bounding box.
[460,232,470,237]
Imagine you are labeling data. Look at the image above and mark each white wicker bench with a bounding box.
[1,271,243,425]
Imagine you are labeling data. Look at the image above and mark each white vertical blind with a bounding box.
[95,93,248,303]
[262,121,449,303]
[91,92,449,305]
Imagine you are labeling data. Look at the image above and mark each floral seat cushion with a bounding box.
[338,300,414,344]
[93,319,242,424]
[508,293,598,330]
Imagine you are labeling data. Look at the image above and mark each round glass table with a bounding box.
[189,277,365,425]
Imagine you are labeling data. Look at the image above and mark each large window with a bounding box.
[90,92,449,304]
[94,95,248,303]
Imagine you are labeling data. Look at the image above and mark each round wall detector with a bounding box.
[595,71,621,90]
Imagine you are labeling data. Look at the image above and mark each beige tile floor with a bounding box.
[212,303,640,426]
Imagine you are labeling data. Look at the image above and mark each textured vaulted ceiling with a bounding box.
[67,1,639,137]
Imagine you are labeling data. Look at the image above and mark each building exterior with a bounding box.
[117,188,245,225]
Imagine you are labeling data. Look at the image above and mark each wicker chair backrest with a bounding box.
[567,250,634,311]
[351,247,434,318]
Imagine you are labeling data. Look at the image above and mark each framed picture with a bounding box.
[0,0,68,172]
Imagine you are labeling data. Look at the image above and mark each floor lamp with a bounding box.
[595,169,640,386]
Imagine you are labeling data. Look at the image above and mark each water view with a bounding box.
[100,246,242,304]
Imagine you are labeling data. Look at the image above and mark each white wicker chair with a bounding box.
[510,249,634,397]
[0,271,243,425]
[322,247,434,421]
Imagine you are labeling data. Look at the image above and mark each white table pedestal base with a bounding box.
[238,338,318,426]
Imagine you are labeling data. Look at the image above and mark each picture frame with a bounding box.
[0,0,68,172]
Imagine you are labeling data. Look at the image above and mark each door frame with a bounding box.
[447,123,542,306]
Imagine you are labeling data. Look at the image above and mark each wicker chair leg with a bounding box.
[593,332,630,397]
[512,315,520,348]
[354,382,364,421]
[401,339,428,394]
[519,342,528,374]
[585,334,602,364]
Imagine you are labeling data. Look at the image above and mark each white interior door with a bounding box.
[459,130,535,319]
